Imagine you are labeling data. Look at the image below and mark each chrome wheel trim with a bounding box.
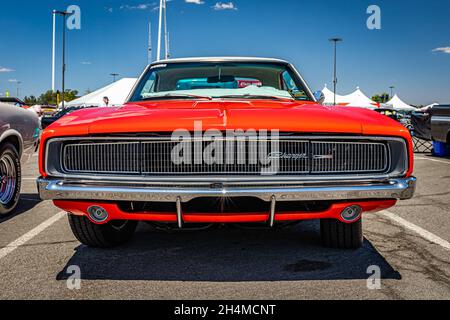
[0,153,17,205]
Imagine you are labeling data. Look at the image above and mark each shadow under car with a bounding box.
[56,220,401,282]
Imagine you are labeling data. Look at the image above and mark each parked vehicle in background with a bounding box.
[0,97,29,109]
[41,106,97,129]
[374,108,413,131]
[431,104,450,144]
[39,105,57,116]
[38,57,416,249]
[30,105,43,117]
[0,102,40,215]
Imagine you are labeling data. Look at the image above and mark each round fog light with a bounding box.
[87,205,108,223]
[340,205,362,222]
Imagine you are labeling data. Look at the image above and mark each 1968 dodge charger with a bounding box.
[37,57,416,249]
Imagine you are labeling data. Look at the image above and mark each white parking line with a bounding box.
[0,211,66,260]
[414,156,450,164]
[22,177,37,180]
[381,210,450,251]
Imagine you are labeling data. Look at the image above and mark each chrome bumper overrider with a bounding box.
[37,177,416,203]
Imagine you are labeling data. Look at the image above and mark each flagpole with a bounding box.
[164,0,168,60]
[157,0,163,61]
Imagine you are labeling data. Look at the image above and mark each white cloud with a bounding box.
[185,0,205,4]
[0,67,14,73]
[120,3,156,10]
[432,47,450,54]
[105,7,114,13]
[81,61,92,65]
[8,79,19,83]
[213,2,238,11]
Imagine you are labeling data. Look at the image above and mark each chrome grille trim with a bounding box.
[59,137,389,176]
[63,142,141,174]
[310,141,388,173]
[138,139,310,175]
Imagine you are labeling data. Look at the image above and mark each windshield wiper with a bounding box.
[217,94,295,102]
[141,93,213,101]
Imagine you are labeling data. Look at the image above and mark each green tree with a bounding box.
[64,89,79,102]
[37,89,79,105]
[24,95,39,105]
[371,93,390,103]
[38,90,57,105]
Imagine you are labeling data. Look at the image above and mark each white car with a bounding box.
[0,102,40,215]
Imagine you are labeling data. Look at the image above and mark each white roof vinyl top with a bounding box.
[152,57,290,65]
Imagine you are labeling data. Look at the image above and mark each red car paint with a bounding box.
[54,199,396,225]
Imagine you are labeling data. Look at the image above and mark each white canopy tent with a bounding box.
[385,94,417,111]
[321,86,378,109]
[342,87,379,109]
[61,78,137,108]
[321,85,347,105]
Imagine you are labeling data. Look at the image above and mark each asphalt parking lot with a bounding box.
[0,153,449,300]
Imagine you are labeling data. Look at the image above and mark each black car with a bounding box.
[0,97,28,108]
[41,106,97,129]
[431,104,450,144]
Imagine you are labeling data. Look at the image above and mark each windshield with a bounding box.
[129,62,313,102]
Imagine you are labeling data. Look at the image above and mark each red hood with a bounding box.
[43,100,409,137]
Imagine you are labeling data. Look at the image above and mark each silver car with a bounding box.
[0,102,40,215]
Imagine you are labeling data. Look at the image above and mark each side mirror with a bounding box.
[313,91,325,104]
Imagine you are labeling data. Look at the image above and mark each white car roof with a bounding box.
[152,57,290,65]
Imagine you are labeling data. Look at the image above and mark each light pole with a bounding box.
[16,81,21,98]
[52,11,56,92]
[8,80,21,98]
[110,73,119,83]
[53,10,68,109]
[329,37,343,105]
[148,21,152,64]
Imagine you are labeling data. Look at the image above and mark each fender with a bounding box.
[0,129,24,157]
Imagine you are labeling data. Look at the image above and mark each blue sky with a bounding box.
[0,0,449,105]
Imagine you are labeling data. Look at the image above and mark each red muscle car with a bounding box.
[37,57,416,249]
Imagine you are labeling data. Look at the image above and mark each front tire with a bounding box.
[0,143,21,216]
[68,214,137,248]
[320,218,363,249]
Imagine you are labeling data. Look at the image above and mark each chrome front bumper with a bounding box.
[37,177,416,203]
